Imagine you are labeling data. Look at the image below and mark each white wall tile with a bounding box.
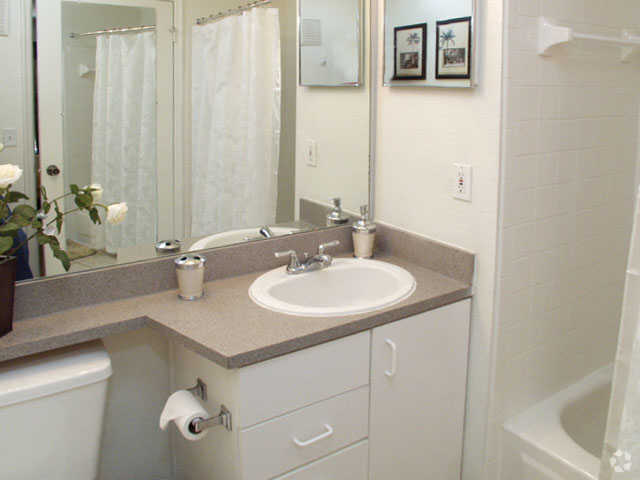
[494,2,640,478]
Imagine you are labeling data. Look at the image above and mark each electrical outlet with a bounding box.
[305,139,318,167]
[2,128,17,147]
[453,164,472,201]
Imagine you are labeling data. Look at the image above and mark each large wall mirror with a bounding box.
[383,0,477,88]
[0,0,371,280]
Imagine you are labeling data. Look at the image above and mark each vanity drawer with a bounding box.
[236,332,370,427]
[239,386,369,480]
[272,440,369,480]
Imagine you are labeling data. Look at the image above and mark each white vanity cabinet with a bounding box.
[170,299,470,480]
[369,300,471,480]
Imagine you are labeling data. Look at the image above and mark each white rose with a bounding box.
[106,203,128,225]
[0,164,23,188]
[84,183,103,201]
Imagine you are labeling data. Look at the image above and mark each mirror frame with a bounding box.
[381,0,478,88]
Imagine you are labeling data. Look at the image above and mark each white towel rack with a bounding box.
[538,17,640,62]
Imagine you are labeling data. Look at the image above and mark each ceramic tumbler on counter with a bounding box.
[352,205,376,259]
[175,255,206,300]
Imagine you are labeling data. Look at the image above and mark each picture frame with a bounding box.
[436,17,472,80]
[393,23,427,81]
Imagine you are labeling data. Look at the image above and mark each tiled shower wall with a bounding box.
[490,0,640,477]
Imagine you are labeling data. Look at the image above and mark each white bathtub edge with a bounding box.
[502,364,613,480]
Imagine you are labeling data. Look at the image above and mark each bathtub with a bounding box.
[501,366,612,480]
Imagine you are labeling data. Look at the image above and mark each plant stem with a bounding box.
[6,207,84,256]
[47,192,74,204]
[0,187,9,220]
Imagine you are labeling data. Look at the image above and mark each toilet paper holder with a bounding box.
[187,378,208,401]
[189,405,232,434]
[185,378,233,433]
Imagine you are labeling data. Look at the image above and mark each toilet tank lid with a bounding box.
[0,341,112,408]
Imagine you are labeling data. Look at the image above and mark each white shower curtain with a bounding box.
[91,31,158,254]
[191,8,281,238]
[600,188,640,479]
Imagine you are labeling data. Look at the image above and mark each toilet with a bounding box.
[0,341,112,479]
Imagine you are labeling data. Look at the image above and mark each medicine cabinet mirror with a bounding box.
[383,0,477,88]
[299,0,362,86]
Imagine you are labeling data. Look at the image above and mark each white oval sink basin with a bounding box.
[249,258,416,317]
[190,227,300,251]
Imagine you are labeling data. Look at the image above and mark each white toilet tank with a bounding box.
[0,341,112,480]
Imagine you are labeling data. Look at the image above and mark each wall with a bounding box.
[0,0,30,195]
[373,0,503,478]
[0,0,38,275]
[183,0,297,232]
[295,0,370,216]
[494,0,640,478]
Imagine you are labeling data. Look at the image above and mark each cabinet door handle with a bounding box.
[384,339,397,377]
[292,424,334,447]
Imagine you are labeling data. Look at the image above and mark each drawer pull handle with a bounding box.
[292,424,334,447]
[384,339,397,378]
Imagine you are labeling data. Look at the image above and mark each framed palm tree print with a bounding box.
[393,23,427,80]
[436,17,472,80]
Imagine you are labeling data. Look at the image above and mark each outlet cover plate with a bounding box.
[453,163,472,201]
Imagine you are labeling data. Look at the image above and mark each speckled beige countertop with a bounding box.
[0,255,472,368]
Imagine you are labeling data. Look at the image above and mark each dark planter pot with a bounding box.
[0,256,17,337]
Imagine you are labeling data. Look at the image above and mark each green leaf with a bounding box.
[74,193,93,210]
[30,217,42,229]
[36,233,53,246]
[0,237,12,255]
[0,223,20,237]
[70,184,79,195]
[13,204,37,221]
[39,186,48,202]
[49,235,60,249]
[42,201,51,214]
[52,247,71,271]
[12,214,31,227]
[4,191,29,203]
[56,212,63,234]
[89,207,101,225]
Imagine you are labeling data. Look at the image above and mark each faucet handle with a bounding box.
[275,250,300,268]
[318,240,340,255]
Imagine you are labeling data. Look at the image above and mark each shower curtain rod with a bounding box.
[195,0,272,25]
[69,25,156,39]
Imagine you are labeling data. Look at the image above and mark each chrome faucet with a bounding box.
[259,226,274,239]
[275,240,341,275]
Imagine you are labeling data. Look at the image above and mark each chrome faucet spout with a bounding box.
[259,226,274,239]
[274,240,341,275]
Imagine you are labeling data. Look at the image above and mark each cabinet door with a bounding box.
[369,300,471,480]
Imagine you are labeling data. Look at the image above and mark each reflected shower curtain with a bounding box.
[191,8,281,238]
[600,188,640,479]
[91,31,158,254]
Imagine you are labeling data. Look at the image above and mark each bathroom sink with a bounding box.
[249,258,416,317]
[190,227,300,251]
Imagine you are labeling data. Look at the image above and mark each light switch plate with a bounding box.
[2,128,17,147]
[453,164,472,201]
[305,139,318,167]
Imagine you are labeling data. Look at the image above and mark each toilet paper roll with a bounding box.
[159,390,209,441]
